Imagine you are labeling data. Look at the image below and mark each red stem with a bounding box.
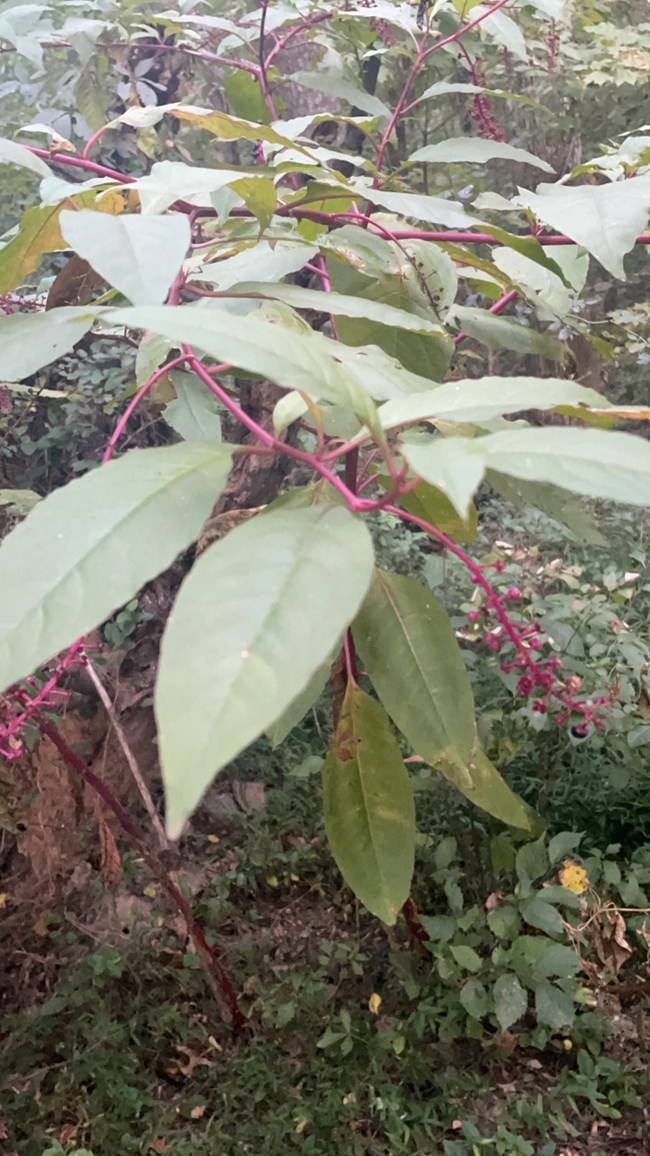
[102,355,189,464]
[454,288,518,345]
[36,715,244,1035]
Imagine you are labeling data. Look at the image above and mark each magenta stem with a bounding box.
[454,288,519,345]
[102,355,188,464]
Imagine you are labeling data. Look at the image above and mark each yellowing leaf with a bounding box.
[559,860,589,895]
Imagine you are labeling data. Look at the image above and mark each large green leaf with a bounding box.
[451,306,565,360]
[379,376,608,429]
[486,471,607,545]
[480,427,650,506]
[59,211,191,305]
[515,177,650,279]
[0,444,234,693]
[353,182,485,230]
[156,505,374,837]
[1,307,95,382]
[353,571,537,831]
[410,137,552,172]
[493,973,528,1031]
[195,239,319,291]
[377,477,477,544]
[0,138,51,177]
[130,161,265,215]
[352,569,476,764]
[230,281,448,336]
[266,658,332,748]
[327,258,453,382]
[436,748,538,832]
[0,204,67,293]
[322,681,415,925]
[108,305,381,435]
[402,438,485,519]
[292,70,391,120]
[163,373,222,442]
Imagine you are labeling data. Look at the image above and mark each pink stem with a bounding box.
[186,355,373,510]
[454,288,518,345]
[25,146,135,184]
[102,355,188,464]
[82,125,110,160]
[423,0,513,61]
[374,0,514,178]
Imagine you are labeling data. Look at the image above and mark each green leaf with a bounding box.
[420,914,456,941]
[0,137,51,177]
[410,137,552,172]
[534,943,579,979]
[480,427,650,508]
[130,161,266,216]
[352,568,476,765]
[439,748,538,833]
[0,307,95,382]
[108,305,382,435]
[266,659,332,748]
[354,183,485,230]
[401,438,486,519]
[232,282,448,336]
[157,506,374,837]
[197,239,319,291]
[548,831,584,863]
[388,478,477,544]
[224,70,269,124]
[352,571,536,830]
[481,7,528,60]
[229,177,277,232]
[327,260,453,382]
[493,973,528,1031]
[516,835,548,888]
[486,471,607,546]
[59,211,190,306]
[293,71,391,120]
[322,682,415,925]
[163,373,222,442]
[487,905,521,940]
[460,977,489,1019]
[515,177,650,279]
[534,980,575,1030]
[520,897,564,937]
[434,835,457,870]
[0,204,67,293]
[451,306,565,360]
[379,376,608,429]
[0,444,233,693]
[121,104,305,154]
[450,944,482,973]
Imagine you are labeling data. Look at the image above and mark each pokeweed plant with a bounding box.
[1,0,650,994]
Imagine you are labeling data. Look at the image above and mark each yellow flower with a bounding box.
[559,859,589,895]
[368,992,382,1015]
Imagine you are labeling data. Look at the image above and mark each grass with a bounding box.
[2,777,647,1156]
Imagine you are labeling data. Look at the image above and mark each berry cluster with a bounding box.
[370,17,394,47]
[0,641,87,760]
[465,54,504,142]
[466,570,608,733]
[546,22,560,74]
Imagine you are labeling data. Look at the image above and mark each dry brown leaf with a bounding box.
[232,780,266,812]
[591,906,633,977]
[175,1044,212,1077]
[99,818,122,885]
